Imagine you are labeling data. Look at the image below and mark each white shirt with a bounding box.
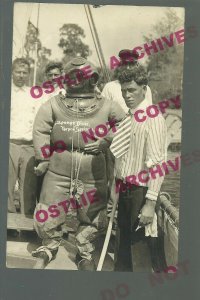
[10,83,38,141]
[102,80,152,113]
[10,82,67,141]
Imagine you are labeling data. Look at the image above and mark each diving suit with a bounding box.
[32,57,126,270]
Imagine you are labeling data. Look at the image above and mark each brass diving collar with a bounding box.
[66,93,95,99]
[60,95,100,114]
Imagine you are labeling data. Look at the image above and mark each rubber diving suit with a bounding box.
[32,57,126,270]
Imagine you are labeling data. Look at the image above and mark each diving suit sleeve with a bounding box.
[33,99,55,161]
[104,100,127,145]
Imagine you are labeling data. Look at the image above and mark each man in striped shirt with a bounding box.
[102,50,153,221]
[111,64,167,271]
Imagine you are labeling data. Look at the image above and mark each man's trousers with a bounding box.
[8,141,37,214]
[114,182,160,272]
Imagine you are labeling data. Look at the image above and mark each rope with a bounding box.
[70,99,84,196]
[161,208,179,235]
[70,118,74,197]
[159,192,179,233]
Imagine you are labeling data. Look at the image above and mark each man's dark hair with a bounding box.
[45,61,63,75]
[113,49,139,80]
[12,58,30,72]
[118,49,139,61]
[118,63,148,85]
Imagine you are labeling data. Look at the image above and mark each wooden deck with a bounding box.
[6,213,114,270]
[7,213,76,233]
[7,213,34,231]
[7,192,179,271]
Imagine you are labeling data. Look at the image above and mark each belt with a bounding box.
[10,139,33,146]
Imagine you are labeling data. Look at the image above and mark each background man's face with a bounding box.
[121,80,146,109]
[12,64,29,87]
[46,68,62,83]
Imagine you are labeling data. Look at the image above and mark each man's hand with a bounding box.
[139,199,156,227]
[84,139,109,154]
[34,161,49,176]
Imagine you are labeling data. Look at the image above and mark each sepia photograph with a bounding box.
[7,2,185,272]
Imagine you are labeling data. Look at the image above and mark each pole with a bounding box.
[97,180,119,271]
[97,194,118,271]
[86,5,110,82]
[84,5,105,77]
[33,3,40,86]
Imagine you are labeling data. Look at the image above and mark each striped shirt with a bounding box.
[115,98,168,201]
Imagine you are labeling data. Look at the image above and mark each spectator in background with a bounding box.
[8,58,38,214]
[42,61,66,101]
[102,49,152,112]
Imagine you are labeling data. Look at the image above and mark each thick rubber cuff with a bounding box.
[32,246,53,262]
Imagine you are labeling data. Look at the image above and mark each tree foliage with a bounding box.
[36,47,52,85]
[24,21,52,85]
[58,24,91,67]
[143,8,184,103]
